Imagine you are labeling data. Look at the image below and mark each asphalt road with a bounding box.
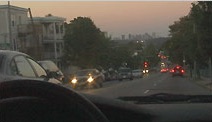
[79,72,212,99]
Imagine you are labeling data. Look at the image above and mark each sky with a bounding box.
[1,1,193,38]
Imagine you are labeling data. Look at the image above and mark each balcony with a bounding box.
[43,34,64,43]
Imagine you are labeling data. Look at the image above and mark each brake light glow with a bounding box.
[170,69,174,73]
[181,70,185,73]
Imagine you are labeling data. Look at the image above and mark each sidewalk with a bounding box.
[193,77,212,90]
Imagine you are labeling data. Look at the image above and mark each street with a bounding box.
[76,72,212,99]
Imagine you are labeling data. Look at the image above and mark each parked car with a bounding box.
[132,69,143,78]
[70,69,104,89]
[38,60,64,82]
[170,65,185,77]
[142,68,149,74]
[104,69,118,81]
[118,67,133,81]
[0,50,61,84]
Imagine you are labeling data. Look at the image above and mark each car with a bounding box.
[104,69,118,81]
[170,65,185,77]
[38,60,65,82]
[142,68,149,74]
[70,69,104,89]
[0,50,61,85]
[160,68,169,73]
[118,67,133,81]
[2,79,212,122]
[132,69,143,78]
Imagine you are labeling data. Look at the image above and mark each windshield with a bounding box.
[38,61,59,72]
[0,1,212,104]
[75,70,95,76]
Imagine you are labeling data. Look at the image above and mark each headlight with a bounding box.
[87,76,94,83]
[146,70,149,73]
[71,78,77,84]
[143,70,145,73]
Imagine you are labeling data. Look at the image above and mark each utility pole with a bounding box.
[209,57,212,83]
[194,60,197,79]
[28,8,40,60]
[53,22,58,65]
[8,1,13,50]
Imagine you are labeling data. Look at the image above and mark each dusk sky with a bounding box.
[1,1,193,38]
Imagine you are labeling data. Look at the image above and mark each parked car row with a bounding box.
[103,68,144,82]
[0,50,61,84]
[0,50,148,90]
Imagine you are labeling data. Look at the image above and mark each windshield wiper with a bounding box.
[118,93,212,104]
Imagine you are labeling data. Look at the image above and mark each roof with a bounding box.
[0,50,29,58]
[0,5,28,12]
[33,16,66,23]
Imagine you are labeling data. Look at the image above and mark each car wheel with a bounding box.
[0,80,109,122]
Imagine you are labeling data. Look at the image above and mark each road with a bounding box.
[78,72,212,99]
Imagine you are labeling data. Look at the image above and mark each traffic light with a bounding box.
[144,61,148,68]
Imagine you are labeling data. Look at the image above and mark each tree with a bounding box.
[63,17,110,68]
[143,43,159,67]
[162,1,212,79]
[163,1,212,67]
[190,2,212,61]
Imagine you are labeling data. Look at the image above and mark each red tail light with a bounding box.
[181,70,185,73]
[170,69,174,73]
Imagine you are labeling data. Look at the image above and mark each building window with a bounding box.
[11,15,15,27]
[55,23,59,34]
[60,25,63,34]
[13,39,17,50]
[19,16,22,25]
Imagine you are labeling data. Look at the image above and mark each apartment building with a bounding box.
[0,5,28,50]
[0,5,66,67]
[33,14,66,66]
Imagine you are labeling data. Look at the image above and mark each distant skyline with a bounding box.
[1,1,193,38]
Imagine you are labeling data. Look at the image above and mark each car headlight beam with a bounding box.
[71,78,77,84]
[87,76,94,83]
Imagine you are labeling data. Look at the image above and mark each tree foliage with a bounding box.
[163,1,212,67]
[63,17,110,68]
[143,43,159,67]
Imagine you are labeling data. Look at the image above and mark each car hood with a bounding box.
[118,93,212,104]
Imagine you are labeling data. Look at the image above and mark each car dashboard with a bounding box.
[84,94,212,122]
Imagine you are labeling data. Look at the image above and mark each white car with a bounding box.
[132,69,143,78]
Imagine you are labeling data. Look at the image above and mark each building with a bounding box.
[0,5,28,50]
[0,4,66,68]
[33,14,66,67]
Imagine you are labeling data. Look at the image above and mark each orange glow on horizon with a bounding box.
[0,1,192,37]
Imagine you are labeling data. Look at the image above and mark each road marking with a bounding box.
[144,90,150,94]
